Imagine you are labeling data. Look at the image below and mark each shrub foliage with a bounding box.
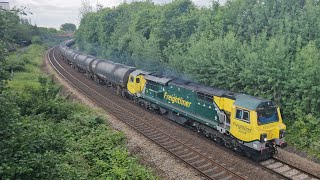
[0,45,155,179]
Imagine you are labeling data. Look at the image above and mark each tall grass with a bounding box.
[7,45,45,91]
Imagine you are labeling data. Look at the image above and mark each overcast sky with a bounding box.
[7,0,225,29]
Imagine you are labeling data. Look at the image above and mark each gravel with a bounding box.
[275,149,320,177]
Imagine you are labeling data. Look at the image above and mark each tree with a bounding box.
[79,0,93,18]
[287,42,320,117]
[0,9,21,92]
[60,23,76,32]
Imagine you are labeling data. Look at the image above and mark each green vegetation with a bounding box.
[76,0,320,159]
[0,45,155,179]
[0,8,67,51]
[286,110,320,158]
[60,23,77,32]
[7,45,45,91]
[0,9,155,179]
[1,8,66,92]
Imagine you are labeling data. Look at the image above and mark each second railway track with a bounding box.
[47,46,320,180]
[260,157,320,180]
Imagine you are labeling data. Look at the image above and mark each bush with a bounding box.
[32,36,42,45]
[286,109,320,159]
[5,54,26,72]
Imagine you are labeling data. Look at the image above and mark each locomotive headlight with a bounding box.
[280,129,286,138]
[260,133,267,143]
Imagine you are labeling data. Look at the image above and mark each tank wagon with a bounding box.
[59,40,287,161]
[91,60,136,92]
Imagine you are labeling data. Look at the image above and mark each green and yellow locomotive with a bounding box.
[127,73,287,161]
[60,40,287,161]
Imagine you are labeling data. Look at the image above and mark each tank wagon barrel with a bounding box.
[113,64,136,88]
[64,50,77,64]
[59,46,67,55]
[83,56,96,73]
[93,60,119,83]
[74,53,89,71]
[92,61,136,88]
[62,39,75,47]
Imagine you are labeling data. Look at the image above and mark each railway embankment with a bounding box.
[0,45,155,179]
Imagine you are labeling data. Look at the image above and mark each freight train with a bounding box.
[59,39,287,161]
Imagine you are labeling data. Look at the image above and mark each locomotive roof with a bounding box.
[234,94,271,110]
[145,74,238,97]
[145,74,271,110]
[131,70,152,77]
[170,78,238,99]
[178,80,271,110]
[144,74,174,85]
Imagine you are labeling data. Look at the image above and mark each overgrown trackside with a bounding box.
[0,45,155,179]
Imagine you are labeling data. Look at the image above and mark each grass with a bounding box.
[7,45,45,91]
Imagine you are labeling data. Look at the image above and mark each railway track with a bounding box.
[260,157,320,180]
[47,47,248,179]
[47,46,320,180]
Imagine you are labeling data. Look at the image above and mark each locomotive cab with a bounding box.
[229,95,286,158]
[127,70,151,96]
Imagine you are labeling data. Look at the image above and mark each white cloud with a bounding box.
[8,0,226,29]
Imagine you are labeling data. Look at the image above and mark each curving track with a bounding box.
[47,46,320,180]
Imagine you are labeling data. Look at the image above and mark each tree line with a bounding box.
[0,8,76,90]
[76,0,320,158]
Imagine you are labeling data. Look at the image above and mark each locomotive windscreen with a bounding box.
[256,102,279,125]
